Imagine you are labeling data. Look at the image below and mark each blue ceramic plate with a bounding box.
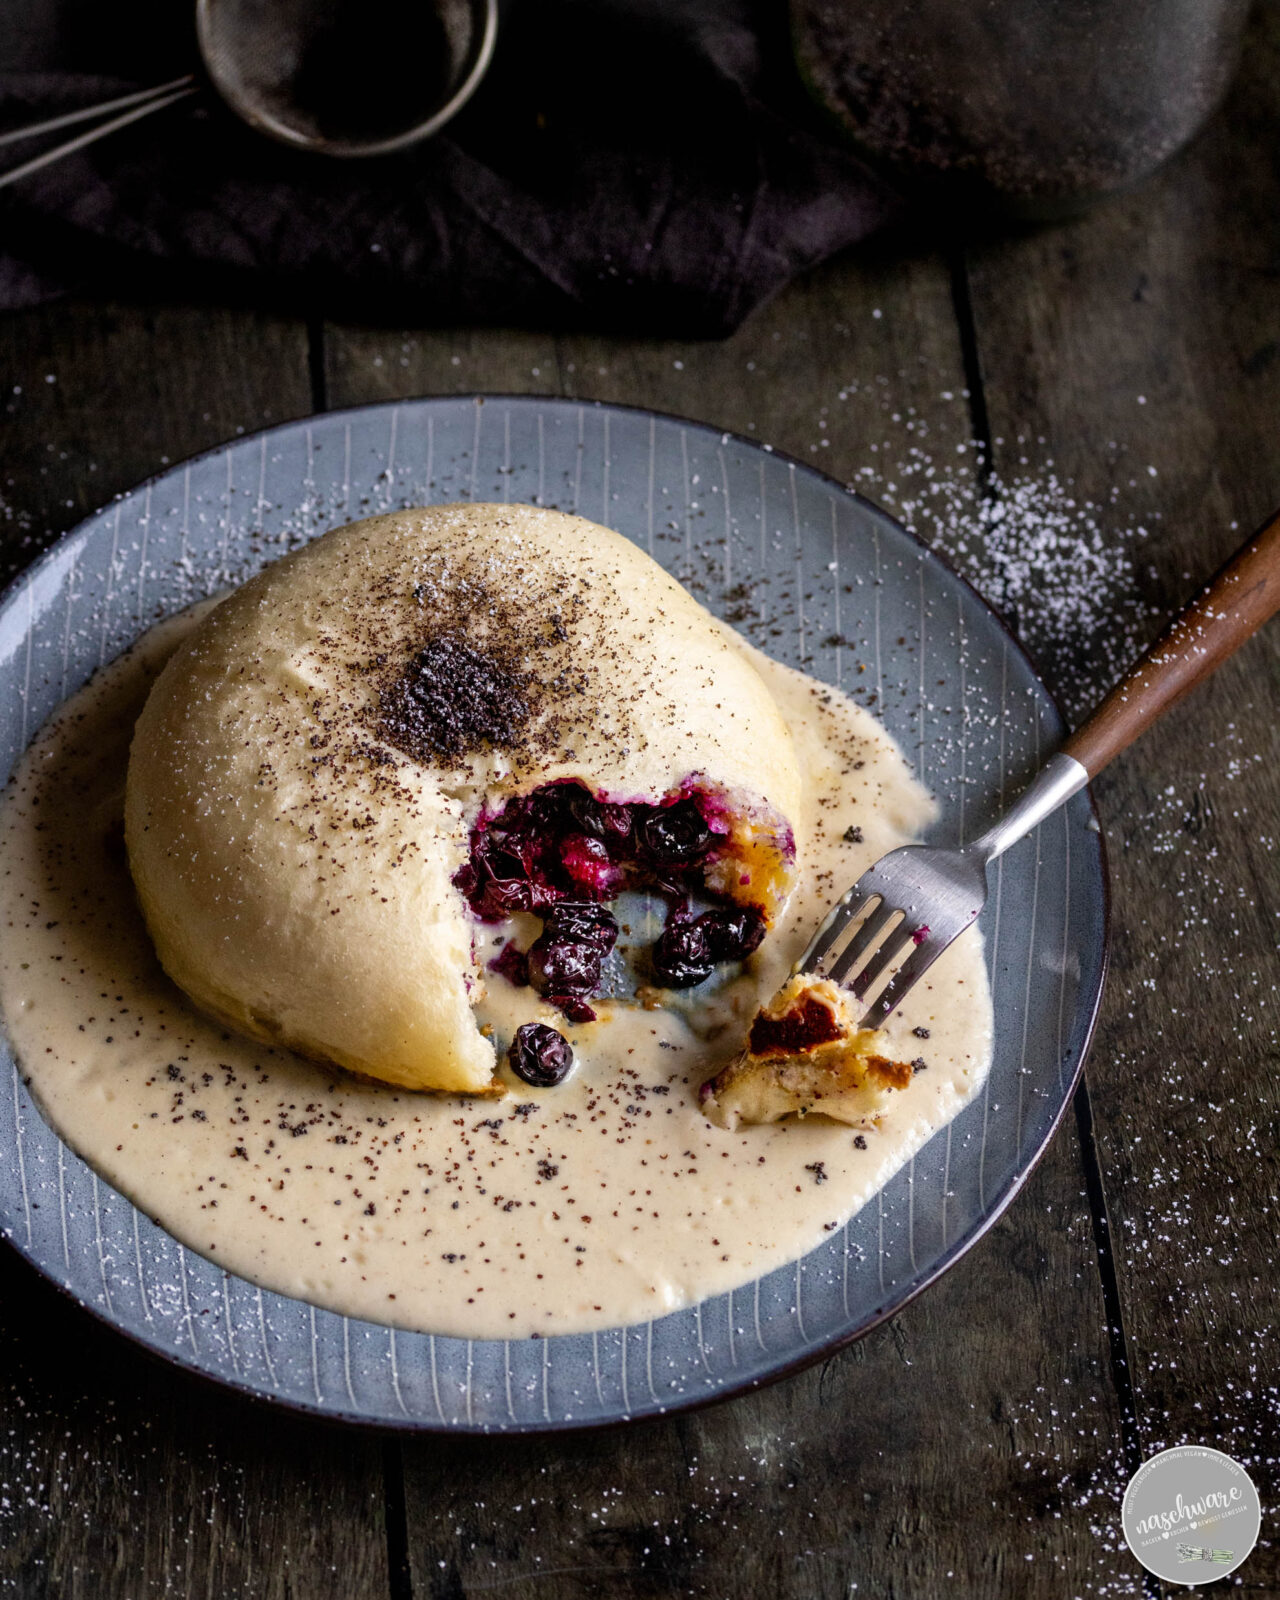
[0,397,1106,1431]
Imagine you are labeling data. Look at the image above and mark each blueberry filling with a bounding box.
[509,1022,574,1087]
[566,787,631,841]
[463,780,774,1026]
[637,799,711,867]
[650,906,715,988]
[488,940,529,988]
[652,901,766,988]
[748,994,844,1056]
[527,903,619,1012]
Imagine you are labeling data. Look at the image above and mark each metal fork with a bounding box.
[799,505,1280,1027]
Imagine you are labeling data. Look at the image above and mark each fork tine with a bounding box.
[822,900,902,986]
[800,889,880,974]
[856,940,946,1030]
[847,921,918,997]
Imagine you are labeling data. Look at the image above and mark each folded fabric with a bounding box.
[0,0,898,334]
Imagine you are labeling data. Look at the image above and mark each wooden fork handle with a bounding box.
[1062,507,1280,779]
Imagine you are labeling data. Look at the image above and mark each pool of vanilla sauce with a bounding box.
[0,609,992,1338]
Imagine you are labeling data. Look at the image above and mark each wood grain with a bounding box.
[0,302,389,1600]
[1064,507,1280,776]
[965,3,1280,1588]
[325,241,1129,1598]
[386,1152,1127,1600]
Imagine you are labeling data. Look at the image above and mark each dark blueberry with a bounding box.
[637,800,711,867]
[459,821,544,919]
[531,786,570,826]
[652,902,766,987]
[527,903,618,998]
[452,861,480,899]
[481,842,530,881]
[524,878,564,915]
[542,902,618,956]
[528,938,603,997]
[509,1023,574,1087]
[567,787,632,841]
[474,822,535,882]
[651,908,715,988]
[566,788,605,836]
[476,876,535,919]
[547,995,597,1024]
[700,905,767,963]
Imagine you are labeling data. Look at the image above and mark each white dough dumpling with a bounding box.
[125,504,805,1093]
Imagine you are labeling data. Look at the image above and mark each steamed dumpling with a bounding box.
[125,504,804,1092]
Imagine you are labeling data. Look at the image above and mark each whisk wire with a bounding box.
[0,79,199,192]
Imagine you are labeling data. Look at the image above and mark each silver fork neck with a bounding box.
[968,752,1089,864]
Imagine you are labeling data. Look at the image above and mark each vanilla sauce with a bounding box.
[0,610,991,1337]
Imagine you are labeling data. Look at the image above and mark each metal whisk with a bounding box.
[0,0,497,191]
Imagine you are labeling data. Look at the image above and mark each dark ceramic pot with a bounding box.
[792,0,1251,218]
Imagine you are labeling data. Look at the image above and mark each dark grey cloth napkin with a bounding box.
[0,0,898,334]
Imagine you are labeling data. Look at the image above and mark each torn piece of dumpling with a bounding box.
[699,974,912,1131]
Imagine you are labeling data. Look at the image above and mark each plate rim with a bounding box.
[0,393,1111,1433]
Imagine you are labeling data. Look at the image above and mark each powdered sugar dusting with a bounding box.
[843,406,1156,718]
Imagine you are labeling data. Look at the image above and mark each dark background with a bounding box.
[1,3,1279,1597]
[0,0,893,330]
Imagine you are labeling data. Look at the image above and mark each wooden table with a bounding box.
[2,10,1278,1597]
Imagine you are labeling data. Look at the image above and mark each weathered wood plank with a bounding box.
[0,302,313,581]
[325,1151,1127,1600]
[964,6,1280,1589]
[0,301,389,1600]
[325,244,1129,1597]
[323,236,977,465]
[0,1253,389,1600]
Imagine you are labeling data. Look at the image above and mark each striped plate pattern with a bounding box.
[0,397,1106,1431]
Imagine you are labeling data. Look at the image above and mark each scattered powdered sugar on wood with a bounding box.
[843,418,1158,720]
